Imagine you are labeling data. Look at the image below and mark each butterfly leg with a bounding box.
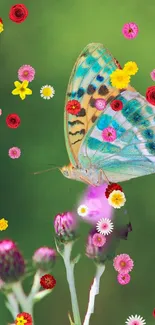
[79,176,96,187]
[98,169,110,185]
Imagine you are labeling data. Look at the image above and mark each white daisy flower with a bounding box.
[96,218,114,235]
[125,314,146,325]
[40,85,55,100]
[77,204,88,217]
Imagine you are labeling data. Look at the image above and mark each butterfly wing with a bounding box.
[64,43,135,166]
[78,89,155,182]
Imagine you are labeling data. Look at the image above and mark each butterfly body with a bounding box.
[62,43,155,185]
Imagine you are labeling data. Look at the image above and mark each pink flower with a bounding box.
[150,69,155,81]
[102,126,116,142]
[54,212,76,236]
[92,233,106,247]
[8,147,21,159]
[117,273,131,285]
[77,184,113,225]
[122,22,139,39]
[113,253,134,274]
[0,109,2,116]
[95,98,106,110]
[18,64,35,82]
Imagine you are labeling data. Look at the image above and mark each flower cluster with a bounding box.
[110,61,138,89]
[113,253,134,285]
[105,183,126,209]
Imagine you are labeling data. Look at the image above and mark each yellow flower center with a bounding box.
[24,71,28,76]
[42,87,52,96]
[72,105,75,109]
[20,87,25,92]
[120,261,126,267]
[81,207,86,213]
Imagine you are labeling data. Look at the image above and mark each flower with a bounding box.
[77,204,89,217]
[105,183,123,198]
[0,218,8,231]
[92,233,106,247]
[125,315,146,325]
[9,4,28,24]
[40,85,55,100]
[66,100,81,115]
[12,81,32,100]
[6,113,20,129]
[123,61,138,76]
[110,99,123,111]
[0,18,4,33]
[102,126,117,142]
[77,184,113,225]
[108,190,126,209]
[96,218,114,235]
[150,69,155,81]
[33,247,56,271]
[113,253,134,274]
[15,312,32,325]
[8,147,21,159]
[152,309,155,317]
[95,98,106,110]
[54,212,77,242]
[40,274,56,289]
[0,109,2,115]
[146,85,155,106]
[110,69,130,89]
[0,239,25,283]
[117,273,131,285]
[18,65,35,82]
[122,22,139,39]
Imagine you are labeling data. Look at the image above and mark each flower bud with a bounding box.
[0,239,25,283]
[54,212,77,242]
[32,247,56,272]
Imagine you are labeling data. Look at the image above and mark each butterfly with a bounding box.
[60,43,155,186]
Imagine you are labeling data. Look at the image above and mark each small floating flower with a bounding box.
[110,69,130,89]
[113,253,134,274]
[95,98,106,110]
[6,113,20,129]
[117,273,131,285]
[105,183,123,199]
[92,232,106,247]
[40,85,55,100]
[8,147,21,159]
[0,218,8,231]
[125,315,146,325]
[123,61,138,76]
[77,204,89,217]
[66,99,81,115]
[110,99,123,111]
[122,22,139,39]
[96,218,114,236]
[102,126,116,142]
[18,65,35,82]
[12,81,32,100]
[108,190,126,209]
[150,69,155,81]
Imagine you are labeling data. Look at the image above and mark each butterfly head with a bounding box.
[60,163,75,179]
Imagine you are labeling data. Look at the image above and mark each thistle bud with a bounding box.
[0,239,25,283]
[54,212,77,242]
[32,247,56,272]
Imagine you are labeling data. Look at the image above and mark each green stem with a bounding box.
[12,282,35,324]
[62,242,81,325]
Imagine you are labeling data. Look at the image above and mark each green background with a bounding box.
[0,0,155,324]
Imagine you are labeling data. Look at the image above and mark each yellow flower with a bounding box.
[0,22,4,33]
[0,218,8,231]
[123,61,138,76]
[110,69,130,89]
[12,80,32,100]
[108,190,126,209]
[16,316,27,325]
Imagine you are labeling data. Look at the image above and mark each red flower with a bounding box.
[146,86,155,106]
[9,4,28,24]
[110,99,123,111]
[105,183,123,198]
[66,100,81,115]
[6,113,20,129]
[15,312,32,325]
[0,18,3,24]
[153,309,155,317]
[40,274,56,289]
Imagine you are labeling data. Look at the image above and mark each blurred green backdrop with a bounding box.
[0,0,155,324]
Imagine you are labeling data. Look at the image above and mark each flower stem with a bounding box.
[12,281,34,324]
[6,292,20,319]
[83,264,105,325]
[62,242,81,325]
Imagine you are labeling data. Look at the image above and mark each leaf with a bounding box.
[68,312,75,325]
[72,254,81,265]
[33,289,53,303]
[54,237,64,256]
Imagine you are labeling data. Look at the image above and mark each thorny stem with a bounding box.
[62,242,82,325]
[83,264,105,325]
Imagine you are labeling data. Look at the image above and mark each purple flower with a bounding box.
[54,212,77,242]
[77,184,113,225]
[33,247,56,271]
[0,239,25,283]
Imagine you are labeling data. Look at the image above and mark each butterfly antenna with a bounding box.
[32,167,60,175]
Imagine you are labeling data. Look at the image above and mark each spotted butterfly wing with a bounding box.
[64,43,135,167]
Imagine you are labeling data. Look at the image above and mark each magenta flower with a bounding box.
[122,22,139,39]
[0,239,25,283]
[117,273,131,285]
[102,127,117,142]
[95,98,106,110]
[8,147,21,159]
[113,253,134,274]
[150,69,155,81]
[33,247,56,271]
[54,212,77,242]
[77,184,113,225]
[18,64,35,82]
[92,233,106,247]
